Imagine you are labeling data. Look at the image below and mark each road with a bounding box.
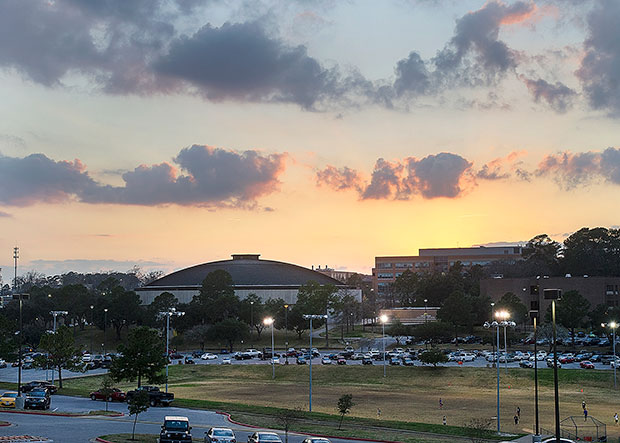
[0,395,369,443]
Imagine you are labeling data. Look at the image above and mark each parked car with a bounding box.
[271,357,280,365]
[362,357,373,365]
[24,389,51,410]
[546,359,562,368]
[160,416,192,443]
[90,388,127,402]
[337,357,347,365]
[170,352,184,360]
[205,427,236,443]
[248,432,282,443]
[0,360,6,368]
[126,386,174,407]
[302,438,331,443]
[0,391,18,408]
[389,357,401,366]
[201,353,218,360]
[296,356,307,365]
[403,357,415,366]
[351,353,364,360]
[321,357,331,365]
[22,381,58,394]
[221,357,232,365]
[519,360,533,368]
[184,356,196,364]
[580,361,595,369]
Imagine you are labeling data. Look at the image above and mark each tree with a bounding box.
[589,304,620,343]
[127,390,150,441]
[34,326,83,388]
[536,323,569,352]
[385,320,411,345]
[437,291,473,341]
[208,318,249,352]
[392,270,418,306]
[412,322,452,347]
[523,234,561,271]
[184,324,211,350]
[495,292,528,326]
[555,290,591,348]
[239,294,265,337]
[109,326,166,388]
[562,227,620,276]
[104,286,143,340]
[275,407,302,443]
[146,292,178,326]
[337,394,354,429]
[296,281,338,346]
[287,305,309,339]
[99,375,114,412]
[0,314,16,361]
[191,270,240,324]
[419,348,448,367]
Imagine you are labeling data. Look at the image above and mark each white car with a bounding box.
[248,432,282,443]
[82,354,92,362]
[205,427,236,443]
[221,357,232,365]
[201,353,218,360]
[271,357,280,364]
[460,353,476,362]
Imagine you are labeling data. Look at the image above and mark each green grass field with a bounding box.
[57,364,620,441]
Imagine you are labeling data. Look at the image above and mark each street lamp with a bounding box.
[284,304,289,344]
[303,314,327,412]
[160,308,185,394]
[250,301,254,337]
[264,317,275,379]
[533,315,540,441]
[496,310,512,375]
[602,321,618,389]
[543,288,562,443]
[89,305,94,354]
[103,308,108,356]
[380,314,388,378]
[424,299,428,323]
[13,292,29,398]
[484,311,515,434]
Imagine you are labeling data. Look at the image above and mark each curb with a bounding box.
[216,411,399,443]
[0,421,11,426]
[0,409,123,418]
[95,439,113,443]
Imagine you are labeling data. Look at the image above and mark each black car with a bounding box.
[25,389,51,410]
[362,357,373,365]
[22,381,58,394]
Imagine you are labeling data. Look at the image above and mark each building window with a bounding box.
[395,262,413,268]
[530,285,539,295]
[415,262,430,268]
[377,262,393,269]
[377,283,389,294]
[378,273,393,279]
[395,272,403,278]
[530,300,539,310]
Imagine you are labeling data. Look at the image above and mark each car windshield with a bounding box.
[29,391,46,397]
[165,420,189,431]
[3,392,17,398]
[214,430,234,437]
[259,434,281,441]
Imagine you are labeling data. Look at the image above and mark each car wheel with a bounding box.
[107,396,113,402]
[150,399,157,407]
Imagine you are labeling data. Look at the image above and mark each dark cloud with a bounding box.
[433,1,535,86]
[344,153,473,200]
[403,153,472,198]
[362,159,404,199]
[536,147,620,188]
[0,146,287,208]
[316,165,363,192]
[393,51,431,97]
[520,76,576,113]
[576,0,620,115]
[476,151,527,180]
[0,153,97,206]
[154,22,370,109]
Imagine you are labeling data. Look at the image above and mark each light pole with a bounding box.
[89,305,94,354]
[380,314,388,378]
[13,292,29,397]
[50,311,68,385]
[484,311,515,434]
[424,299,428,323]
[264,317,275,379]
[544,288,562,443]
[534,316,540,441]
[602,321,617,389]
[303,314,327,412]
[103,308,108,356]
[160,308,185,394]
[284,304,289,344]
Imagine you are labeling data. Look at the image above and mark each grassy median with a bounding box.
[56,364,619,440]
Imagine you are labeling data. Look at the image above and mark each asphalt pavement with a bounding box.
[0,395,369,443]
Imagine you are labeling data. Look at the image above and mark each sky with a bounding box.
[0,0,619,279]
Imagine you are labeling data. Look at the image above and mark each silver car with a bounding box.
[205,427,236,443]
[248,432,282,443]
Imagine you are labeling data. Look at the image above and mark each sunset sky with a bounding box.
[0,0,619,279]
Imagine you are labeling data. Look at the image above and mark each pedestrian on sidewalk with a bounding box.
[582,400,586,410]
[614,412,618,425]
[377,408,381,418]
[516,406,520,419]
[514,415,519,425]
[442,415,447,426]
[584,408,588,421]
[439,398,443,409]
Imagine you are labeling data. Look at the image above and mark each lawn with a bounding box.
[60,364,620,440]
[98,434,157,442]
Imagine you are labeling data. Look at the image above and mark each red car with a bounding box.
[559,356,574,364]
[90,388,126,402]
[580,361,595,369]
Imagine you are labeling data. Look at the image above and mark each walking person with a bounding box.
[439,398,443,409]
[582,400,586,410]
[614,412,618,425]
[514,415,519,425]
[442,415,447,426]
[377,408,381,418]
[584,408,588,421]
[516,406,520,419]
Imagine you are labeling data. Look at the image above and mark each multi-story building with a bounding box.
[312,265,371,284]
[373,246,523,298]
[481,275,620,321]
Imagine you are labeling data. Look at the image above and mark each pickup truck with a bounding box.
[126,386,174,407]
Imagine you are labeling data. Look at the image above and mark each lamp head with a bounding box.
[611,321,617,329]
[263,317,274,326]
[379,314,388,324]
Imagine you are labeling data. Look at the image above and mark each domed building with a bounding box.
[136,254,360,305]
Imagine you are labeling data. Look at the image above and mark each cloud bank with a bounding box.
[0,145,286,208]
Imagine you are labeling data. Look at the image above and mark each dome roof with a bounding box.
[145,254,343,288]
